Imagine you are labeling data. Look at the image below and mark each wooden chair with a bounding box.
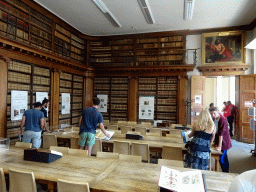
[131,143,150,163]
[107,125,119,130]
[96,151,119,159]
[70,137,80,149]
[43,134,57,149]
[71,127,80,131]
[120,126,132,134]
[127,121,137,125]
[158,159,184,167]
[0,168,6,192]
[149,128,162,136]
[171,124,183,129]
[57,179,90,192]
[91,139,102,156]
[15,142,32,149]
[140,122,151,126]
[50,146,69,154]
[119,154,142,162]
[117,121,127,124]
[162,146,183,161]
[135,127,147,136]
[68,148,88,156]
[9,169,37,192]
[166,134,182,139]
[113,140,131,155]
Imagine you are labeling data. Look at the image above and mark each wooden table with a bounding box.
[0,147,237,192]
[45,131,223,171]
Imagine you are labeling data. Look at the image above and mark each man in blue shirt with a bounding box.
[78,98,110,156]
[19,102,45,148]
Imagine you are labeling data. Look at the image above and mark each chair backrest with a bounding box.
[120,126,132,134]
[162,146,183,161]
[117,121,127,124]
[171,124,183,128]
[113,141,131,155]
[91,139,102,156]
[50,146,69,154]
[131,143,149,162]
[57,179,90,192]
[68,149,88,156]
[43,134,57,149]
[135,127,147,136]
[127,121,137,125]
[119,154,142,162]
[165,134,182,139]
[158,159,184,167]
[149,128,162,136]
[9,169,37,192]
[0,168,6,192]
[72,127,80,131]
[96,152,119,159]
[70,137,80,149]
[15,142,32,149]
[108,125,119,130]
[140,122,151,126]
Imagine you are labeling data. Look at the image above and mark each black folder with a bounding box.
[24,148,62,163]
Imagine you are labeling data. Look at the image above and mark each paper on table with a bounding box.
[96,130,115,140]
[50,150,63,156]
[158,166,205,192]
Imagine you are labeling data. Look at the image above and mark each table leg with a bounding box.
[211,154,220,172]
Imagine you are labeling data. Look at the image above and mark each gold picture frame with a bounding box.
[202,31,245,65]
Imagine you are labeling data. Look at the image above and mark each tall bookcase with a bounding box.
[90,35,184,67]
[138,77,177,123]
[6,60,51,145]
[94,77,128,121]
[0,0,86,63]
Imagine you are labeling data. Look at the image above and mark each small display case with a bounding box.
[0,138,10,152]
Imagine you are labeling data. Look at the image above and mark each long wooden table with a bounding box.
[44,130,223,171]
[0,147,237,192]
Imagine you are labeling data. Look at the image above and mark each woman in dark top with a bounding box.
[186,109,216,170]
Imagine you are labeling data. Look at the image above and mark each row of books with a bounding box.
[31,8,52,25]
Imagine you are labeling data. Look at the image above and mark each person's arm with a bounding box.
[219,43,225,54]
[216,136,223,151]
[79,116,82,128]
[99,123,111,138]
[188,123,196,138]
[40,118,44,131]
[19,116,25,135]
[210,126,216,145]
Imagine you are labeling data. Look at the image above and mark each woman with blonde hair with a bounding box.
[185,109,216,170]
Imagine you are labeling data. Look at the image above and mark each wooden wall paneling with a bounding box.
[234,76,240,140]
[0,59,7,137]
[177,76,187,125]
[85,77,94,107]
[50,69,60,126]
[239,75,256,143]
[128,77,138,122]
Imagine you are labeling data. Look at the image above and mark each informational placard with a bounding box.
[11,90,28,121]
[97,94,108,113]
[61,93,70,114]
[36,92,48,116]
[139,96,154,120]
[244,101,253,108]
[195,95,201,104]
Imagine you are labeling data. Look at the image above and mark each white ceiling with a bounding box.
[34,0,256,36]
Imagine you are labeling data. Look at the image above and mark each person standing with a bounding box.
[41,98,50,132]
[186,109,216,170]
[209,107,232,172]
[19,102,45,148]
[78,98,110,156]
[227,101,235,137]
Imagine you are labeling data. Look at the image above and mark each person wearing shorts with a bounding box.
[19,102,44,148]
[78,98,110,156]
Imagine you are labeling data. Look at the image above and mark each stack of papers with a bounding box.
[96,130,115,140]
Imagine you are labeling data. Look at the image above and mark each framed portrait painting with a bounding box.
[202,31,245,65]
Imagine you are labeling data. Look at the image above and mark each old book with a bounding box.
[158,166,206,192]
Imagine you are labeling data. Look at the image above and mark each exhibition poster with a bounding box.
[139,96,154,120]
[11,90,28,121]
[97,94,108,113]
[61,93,70,114]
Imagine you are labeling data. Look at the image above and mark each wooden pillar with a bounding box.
[84,71,94,107]
[0,58,8,137]
[177,76,187,125]
[128,76,138,122]
[50,69,60,126]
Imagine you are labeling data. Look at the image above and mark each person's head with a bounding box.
[223,101,227,106]
[209,103,214,109]
[33,102,42,109]
[227,101,232,106]
[209,107,220,120]
[93,97,101,106]
[197,109,214,130]
[42,98,49,108]
[215,39,221,45]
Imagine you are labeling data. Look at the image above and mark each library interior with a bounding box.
[0,0,256,191]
